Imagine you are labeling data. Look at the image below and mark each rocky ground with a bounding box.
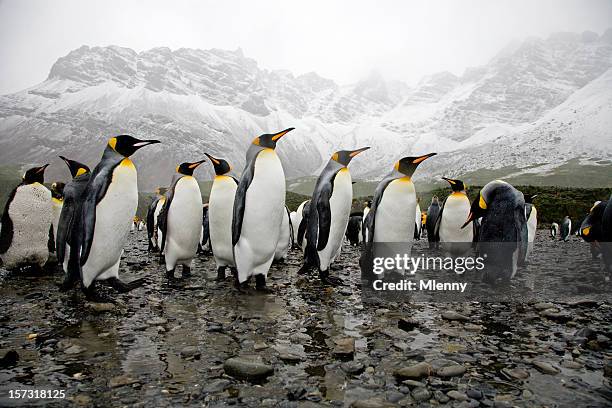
[0,230,611,407]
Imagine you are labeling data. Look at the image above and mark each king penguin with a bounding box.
[361,154,436,269]
[426,196,441,249]
[204,153,238,281]
[434,177,473,256]
[550,222,559,238]
[414,198,422,240]
[580,200,607,260]
[233,128,294,292]
[0,165,52,271]
[461,180,527,282]
[362,200,372,243]
[146,187,167,252]
[601,194,612,272]
[56,156,91,290]
[48,181,66,264]
[524,194,538,260]
[158,160,206,279]
[74,135,160,300]
[299,147,370,285]
[561,216,572,242]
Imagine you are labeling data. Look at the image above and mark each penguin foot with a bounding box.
[255,275,273,293]
[166,269,175,280]
[319,270,344,286]
[82,282,112,303]
[297,264,313,276]
[182,265,192,278]
[216,267,227,282]
[107,277,146,293]
[58,275,79,292]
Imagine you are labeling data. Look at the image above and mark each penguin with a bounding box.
[550,222,559,238]
[74,135,160,300]
[524,194,538,260]
[138,220,144,231]
[0,165,52,270]
[289,211,299,247]
[414,199,422,240]
[346,215,363,246]
[560,216,572,242]
[232,128,294,291]
[204,153,238,281]
[158,160,206,279]
[362,200,372,243]
[299,147,370,285]
[426,196,441,249]
[296,200,311,251]
[434,177,473,256]
[146,187,167,252]
[48,181,66,264]
[56,156,91,290]
[580,200,607,260]
[201,203,211,253]
[461,180,528,282]
[274,206,293,262]
[601,194,612,272]
[361,154,436,269]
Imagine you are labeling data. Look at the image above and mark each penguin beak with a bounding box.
[442,177,456,185]
[36,164,50,173]
[204,153,221,165]
[271,128,295,141]
[132,139,161,149]
[188,159,207,169]
[461,212,475,229]
[413,152,437,164]
[349,147,371,157]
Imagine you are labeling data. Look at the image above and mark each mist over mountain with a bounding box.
[0,29,611,190]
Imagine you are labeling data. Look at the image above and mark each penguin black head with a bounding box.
[22,164,49,185]
[108,135,161,157]
[442,177,467,192]
[252,128,294,149]
[176,159,207,176]
[395,153,437,178]
[51,182,65,200]
[524,194,538,204]
[204,153,232,175]
[59,156,90,178]
[332,147,370,167]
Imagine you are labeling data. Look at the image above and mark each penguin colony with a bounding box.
[1,130,611,301]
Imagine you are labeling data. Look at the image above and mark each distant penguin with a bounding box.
[56,156,91,290]
[158,160,206,279]
[362,200,372,243]
[561,216,572,242]
[414,199,422,240]
[289,211,299,247]
[550,222,559,238]
[131,219,136,232]
[233,128,294,291]
[580,200,607,260]
[201,203,211,253]
[434,177,473,256]
[362,154,436,266]
[48,181,66,264]
[426,196,441,249]
[296,200,310,250]
[346,215,363,246]
[462,180,527,282]
[146,187,167,252]
[138,220,144,231]
[74,135,160,300]
[601,194,612,271]
[299,147,370,285]
[0,165,52,270]
[524,194,538,260]
[274,206,293,262]
[205,153,238,281]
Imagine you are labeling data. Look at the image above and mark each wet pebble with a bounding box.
[441,311,470,322]
[532,360,560,375]
[223,356,273,381]
[411,387,431,402]
[394,362,432,379]
[436,364,466,377]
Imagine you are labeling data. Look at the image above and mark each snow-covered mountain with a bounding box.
[1,29,611,190]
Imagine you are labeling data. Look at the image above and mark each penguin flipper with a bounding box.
[315,186,333,251]
[0,186,17,254]
[56,197,73,264]
[297,201,310,248]
[232,158,256,246]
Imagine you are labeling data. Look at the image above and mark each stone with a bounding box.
[447,390,468,401]
[333,337,355,359]
[109,375,139,388]
[64,345,85,355]
[180,346,200,359]
[351,397,394,408]
[394,362,432,379]
[441,311,470,321]
[532,361,560,375]
[436,364,466,377]
[411,387,431,402]
[223,356,274,381]
[87,302,115,313]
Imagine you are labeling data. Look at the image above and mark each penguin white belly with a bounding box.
[439,194,473,256]
[527,207,537,243]
[165,176,203,270]
[274,209,291,261]
[290,211,299,244]
[373,178,415,243]
[1,183,52,269]
[235,150,285,282]
[317,168,352,270]
[51,199,63,247]
[209,175,237,268]
[153,198,165,248]
[415,203,421,235]
[82,161,137,287]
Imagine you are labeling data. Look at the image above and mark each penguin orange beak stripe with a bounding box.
[36,164,50,173]
[461,212,475,229]
[413,153,437,164]
[271,127,295,141]
[188,159,207,169]
[349,147,370,157]
[442,177,456,185]
[205,153,220,165]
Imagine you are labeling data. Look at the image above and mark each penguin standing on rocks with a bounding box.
[361,154,436,267]
[561,216,572,242]
[48,182,66,264]
[299,147,370,285]
[0,165,52,270]
[524,194,538,260]
[74,135,160,300]
[434,177,473,256]
[56,156,91,290]
[601,194,612,271]
[362,200,372,243]
[426,196,441,249]
[158,160,205,279]
[550,222,559,238]
[461,180,527,282]
[233,128,294,292]
[580,200,607,260]
[205,153,238,281]
[346,215,363,246]
[146,187,167,252]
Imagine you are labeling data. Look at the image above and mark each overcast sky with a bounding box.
[0,0,611,94]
